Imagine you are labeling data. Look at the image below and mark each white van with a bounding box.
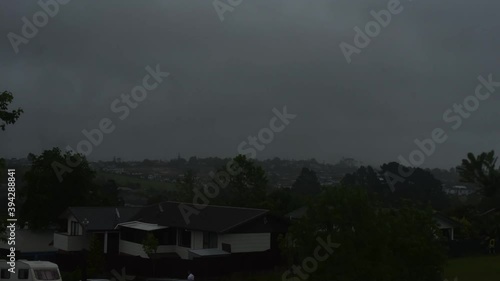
[0,260,62,281]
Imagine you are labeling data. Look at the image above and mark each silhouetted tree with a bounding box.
[0,91,23,131]
[283,186,447,281]
[142,232,159,276]
[175,169,199,202]
[20,148,96,229]
[213,155,268,208]
[87,234,106,277]
[291,167,321,196]
[458,151,499,197]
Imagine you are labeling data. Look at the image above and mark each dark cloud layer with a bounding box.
[1,0,499,168]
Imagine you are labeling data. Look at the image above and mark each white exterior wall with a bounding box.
[53,233,85,251]
[219,233,271,253]
[191,231,203,250]
[119,240,176,258]
[175,246,190,260]
[67,215,82,235]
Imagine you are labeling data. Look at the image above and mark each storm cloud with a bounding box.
[1,0,499,168]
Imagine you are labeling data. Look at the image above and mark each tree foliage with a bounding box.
[20,148,96,229]
[458,151,499,198]
[142,232,160,276]
[213,155,268,208]
[175,169,198,203]
[291,167,322,196]
[142,232,159,257]
[264,187,305,216]
[283,186,447,281]
[342,163,449,209]
[0,91,22,240]
[0,91,23,131]
[87,234,106,277]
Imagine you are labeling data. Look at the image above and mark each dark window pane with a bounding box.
[18,269,29,279]
[1,269,11,279]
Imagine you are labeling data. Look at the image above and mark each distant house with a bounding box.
[443,185,475,196]
[434,212,461,240]
[53,202,288,260]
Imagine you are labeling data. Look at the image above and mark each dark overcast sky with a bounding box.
[1,0,499,169]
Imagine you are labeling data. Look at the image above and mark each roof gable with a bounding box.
[67,207,141,231]
[131,202,269,233]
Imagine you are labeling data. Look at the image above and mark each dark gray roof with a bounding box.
[433,212,461,228]
[286,207,308,220]
[63,207,141,231]
[131,202,269,233]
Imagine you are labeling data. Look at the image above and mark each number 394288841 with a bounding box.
[7,169,15,216]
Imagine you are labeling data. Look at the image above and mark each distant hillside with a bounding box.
[95,171,177,191]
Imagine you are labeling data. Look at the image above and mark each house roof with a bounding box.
[116,221,168,231]
[433,212,461,228]
[130,201,269,233]
[286,207,308,220]
[62,207,141,231]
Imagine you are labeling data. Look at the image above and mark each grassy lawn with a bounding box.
[217,255,500,281]
[444,255,500,281]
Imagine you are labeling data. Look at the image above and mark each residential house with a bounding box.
[53,206,141,254]
[443,185,475,196]
[434,212,461,240]
[53,202,288,261]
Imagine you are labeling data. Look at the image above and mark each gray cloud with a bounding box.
[1,0,499,168]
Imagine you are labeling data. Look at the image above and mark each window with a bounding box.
[157,228,176,245]
[18,269,29,280]
[203,232,218,249]
[120,227,147,243]
[178,229,191,247]
[70,221,79,235]
[1,269,11,279]
[34,269,60,280]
